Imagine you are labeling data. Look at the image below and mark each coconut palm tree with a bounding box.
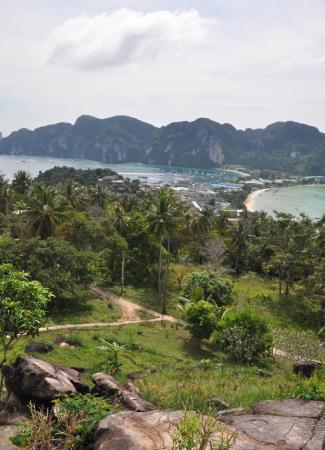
[107,202,131,293]
[228,220,249,275]
[25,184,67,239]
[12,170,32,196]
[146,188,180,313]
[0,182,12,220]
[62,180,86,209]
[91,184,108,209]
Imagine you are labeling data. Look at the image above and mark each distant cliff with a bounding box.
[1,115,325,174]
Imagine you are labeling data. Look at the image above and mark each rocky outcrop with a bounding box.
[95,400,325,450]
[92,373,156,412]
[220,399,325,450]
[293,360,323,378]
[25,342,53,354]
[0,425,20,450]
[0,393,28,426]
[95,410,182,450]
[2,355,88,405]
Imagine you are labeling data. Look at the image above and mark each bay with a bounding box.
[248,185,325,220]
[0,154,242,185]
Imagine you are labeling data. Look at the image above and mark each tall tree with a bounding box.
[12,170,32,196]
[107,202,131,293]
[146,188,179,313]
[228,219,249,275]
[25,184,67,239]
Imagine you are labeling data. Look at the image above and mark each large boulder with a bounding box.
[220,399,325,450]
[0,425,20,450]
[0,393,28,425]
[95,410,182,450]
[92,373,156,412]
[94,400,325,450]
[25,342,53,354]
[2,355,88,405]
[293,360,323,378]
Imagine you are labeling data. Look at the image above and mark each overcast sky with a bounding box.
[1,0,325,135]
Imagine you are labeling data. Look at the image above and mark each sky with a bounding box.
[1,0,325,135]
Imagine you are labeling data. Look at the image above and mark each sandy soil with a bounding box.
[244,188,268,212]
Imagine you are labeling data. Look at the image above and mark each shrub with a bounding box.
[53,393,114,449]
[279,379,325,401]
[185,300,218,340]
[172,409,237,450]
[184,271,233,306]
[12,395,114,449]
[215,310,273,362]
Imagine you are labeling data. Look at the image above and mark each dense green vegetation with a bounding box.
[36,166,119,186]
[0,166,324,448]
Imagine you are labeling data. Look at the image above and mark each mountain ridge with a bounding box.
[1,115,325,174]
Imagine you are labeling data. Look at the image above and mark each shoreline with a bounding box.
[244,188,269,212]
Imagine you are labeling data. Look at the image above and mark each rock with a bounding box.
[304,417,325,450]
[0,425,20,450]
[208,397,230,410]
[128,370,145,380]
[293,360,323,378]
[123,381,140,394]
[0,393,28,425]
[25,342,53,353]
[92,373,156,412]
[222,413,316,449]
[252,399,325,418]
[220,399,325,450]
[95,410,182,450]
[95,400,325,450]
[92,373,120,396]
[2,355,88,405]
[71,366,87,374]
[216,407,246,417]
[256,368,272,378]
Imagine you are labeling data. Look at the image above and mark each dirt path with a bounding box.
[90,285,180,323]
[38,286,310,362]
[39,286,183,332]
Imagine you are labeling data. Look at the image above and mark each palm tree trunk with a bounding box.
[157,244,162,294]
[121,253,125,294]
[162,235,170,315]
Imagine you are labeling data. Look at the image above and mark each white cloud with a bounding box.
[46,8,213,69]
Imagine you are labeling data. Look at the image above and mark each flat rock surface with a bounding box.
[0,425,19,450]
[95,400,325,450]
[95,410,182,450]
[252,399,325,418]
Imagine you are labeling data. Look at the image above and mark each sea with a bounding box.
[1,155,324,219]
[0,154,242,185]
[251,185,325,220]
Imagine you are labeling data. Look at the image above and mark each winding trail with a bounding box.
[39,286,310,362]
[40,286,183,333]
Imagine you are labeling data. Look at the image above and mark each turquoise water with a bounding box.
[252,185,325,220]
[0,155,241,185]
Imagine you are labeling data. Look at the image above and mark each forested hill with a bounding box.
[1,115,325,174]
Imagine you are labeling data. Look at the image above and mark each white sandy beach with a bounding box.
[244,188,269,212]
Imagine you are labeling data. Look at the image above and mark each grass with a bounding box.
[137,362,301,412]
[8,320,324,413]
[230,273,321,332]
[111,264,322,334]
[110,263,202,318]
[50,298,121,325]
[5,265,325,417]
[9,322,210,384]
